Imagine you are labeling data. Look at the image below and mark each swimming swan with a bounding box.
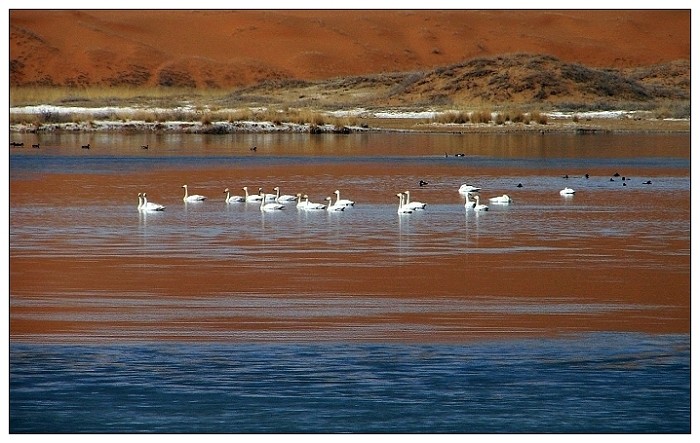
[464,192,476,209]
[325,197,346,212]
[274,187,298,203]
[403,190,426,210]
[559,187,576,196]
[259,190,285,211]
[489,194,513,204]
[242,186,263,202]
[302,195,326,210]
[459,184,481,194]
[397,193,413,214]
[334,190,355,207]
[473,195,489,211]
[182,185,207,202]
[259,187,277,202]
[138,193,165,211]
[224,188,245,203]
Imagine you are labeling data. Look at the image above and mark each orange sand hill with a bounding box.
[10,10,690,89]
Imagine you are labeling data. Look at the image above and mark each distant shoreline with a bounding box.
[9,106,690,135]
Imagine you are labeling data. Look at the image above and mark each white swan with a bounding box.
[403,190,426,210]
[464,192,476,209]
[489,194,513,204]
[139,193,165,211]
[259,189,285,211]
[242,186,263,202]
[560,187,576,196]
[182,185,207,202]
[396,193,413,214]
[274,187,298,203]
[302,195,326,210]
[296,193,308,210]
[259,187,277,202]
[325,197,346,212]
[473,195,489,211]
[459,184,481,194]
[334,190,355,207]
[224,188,245,203]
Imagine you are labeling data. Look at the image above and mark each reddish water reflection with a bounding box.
[10,146,690,343]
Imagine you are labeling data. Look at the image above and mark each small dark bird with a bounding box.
[141,144,149,150]
[643,180,652,185]
[250,146,257,151]
[419,180,428,187]
[584,173,590,179]
[622,176,626,181]
[516,183,523,188]
[10,141,24,147]
[455,153,465,157]
[563,174,569,179]
[610,178,615,182]
[613,172,620,177]
[32,143,40,149]
[81,143,91,149]
[623,182,627,187]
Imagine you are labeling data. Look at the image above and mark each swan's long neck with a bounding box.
[335,191,341,205]
[405,191,410,204]
[243,187,249,198]
[259,191,265,211]
[137,194,143,209]
[182,186,188,199]
[225,190,230,202]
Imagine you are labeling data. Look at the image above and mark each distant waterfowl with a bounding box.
[32,143,40,149]
[223,188,245,203]
[10,142,23,147]
[250,146,257,151]
[563,174,569,179]
[459,184,481,194]
[419,180,428,187]
[473,195,489,211]
[560,187,576,196]
[138,193,165,211]
[396,193,413,214]
[642,180,652,185]
[141,144,149,150]
[182,185,207,202]
[613,172,620,177]
[259,190,285,211]
[403,190,426,210]
[302,195,326,210]
[242,186,263,202]
[325,197,346,212]
[516,183,523,188]
[296,193,308,209]
[81,143,91,149]
[489,194,513,204]
[258,188,277,202]
[334,190,355,207]
[585,173,590,179]
[274,187,298,202]
[464,192,476,209]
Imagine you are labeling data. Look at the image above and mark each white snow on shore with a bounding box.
[10,105,681,133]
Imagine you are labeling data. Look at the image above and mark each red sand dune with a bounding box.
[9,10,690,89]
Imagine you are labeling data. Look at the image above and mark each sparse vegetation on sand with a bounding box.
[9,54,690,134]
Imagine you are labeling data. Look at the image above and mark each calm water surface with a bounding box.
[9,132,690,433]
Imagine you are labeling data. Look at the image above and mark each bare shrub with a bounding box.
[530,111,548,125]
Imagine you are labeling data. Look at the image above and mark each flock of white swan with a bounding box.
[136,183,577,214]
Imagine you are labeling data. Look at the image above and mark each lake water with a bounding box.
[9,131,690,433]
